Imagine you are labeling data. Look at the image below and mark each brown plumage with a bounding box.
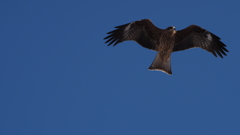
[104,19,228,75]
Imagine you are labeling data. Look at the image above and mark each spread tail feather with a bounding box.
[148,53,172,75]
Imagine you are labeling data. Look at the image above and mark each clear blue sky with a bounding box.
[1,0,240,135]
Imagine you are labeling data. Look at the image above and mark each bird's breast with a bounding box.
[158,33,175,51]
[157,33,175,62]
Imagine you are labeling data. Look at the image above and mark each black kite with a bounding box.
[104,19,228,75]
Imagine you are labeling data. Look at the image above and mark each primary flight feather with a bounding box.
[104,19,228,75]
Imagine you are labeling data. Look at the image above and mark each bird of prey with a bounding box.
[104,19,228,75]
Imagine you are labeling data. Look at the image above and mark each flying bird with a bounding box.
[104,19,228,75]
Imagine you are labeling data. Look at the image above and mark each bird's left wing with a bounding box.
[173,25,228,58]
[104,19,163,51]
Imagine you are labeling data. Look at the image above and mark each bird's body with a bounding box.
[104,19,228,75]
[158,27,176,62]
[148,28,176,74]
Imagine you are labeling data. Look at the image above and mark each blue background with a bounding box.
[1,0,240,135]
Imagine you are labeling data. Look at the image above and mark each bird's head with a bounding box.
[166,26,176,31]
[166,26,176,35]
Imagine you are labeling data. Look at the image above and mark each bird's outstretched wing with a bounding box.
[104,19,163,51]
[173,25,228,58]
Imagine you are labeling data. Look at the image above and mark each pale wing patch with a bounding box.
[206,33,212,41]
[124,23,132,32]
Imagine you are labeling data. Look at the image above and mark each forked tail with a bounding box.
[148,53,172,75]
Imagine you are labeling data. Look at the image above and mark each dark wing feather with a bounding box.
[104,19,163,51]
[173,25,228,58]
